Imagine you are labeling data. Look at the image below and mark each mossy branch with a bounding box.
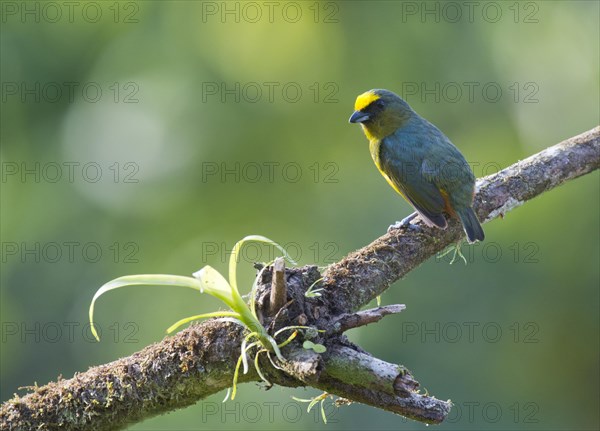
[1,127,598,431]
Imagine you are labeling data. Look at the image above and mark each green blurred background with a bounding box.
[1,1,598,430]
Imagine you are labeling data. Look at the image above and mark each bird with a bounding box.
[349,89,484,243]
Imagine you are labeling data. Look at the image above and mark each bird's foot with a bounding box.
[387,212,420,234]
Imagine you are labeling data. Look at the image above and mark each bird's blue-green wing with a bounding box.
[379,141,447,228]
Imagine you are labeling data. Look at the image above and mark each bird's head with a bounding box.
[349,89,414,140]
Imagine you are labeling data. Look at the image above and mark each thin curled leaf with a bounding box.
[229,235,298,295]
[266,336,285,361]
[89,274,203,341]
[307,396,321,412]
[291,396,314,403]
[222,388,231,403]
[274,326,324,337]
[241,333,259,374]
[231,340,259,401]
[320,400,328,424]
[254,349,271,386]
[266,351,283,370]
[231,354,244,400]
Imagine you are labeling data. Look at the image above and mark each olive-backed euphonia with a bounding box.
[349,89,484,243]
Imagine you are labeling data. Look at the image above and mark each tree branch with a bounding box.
[2,127,598,431]
[328,304,406,335]
[321,126,600,313]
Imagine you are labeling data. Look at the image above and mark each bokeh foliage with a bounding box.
[1,1,598,430]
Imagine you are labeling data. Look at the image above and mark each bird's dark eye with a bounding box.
[375,99,385,108]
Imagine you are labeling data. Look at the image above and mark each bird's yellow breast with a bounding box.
[369,138,407,199]
[369,138,383,170]
[362,124,379,142]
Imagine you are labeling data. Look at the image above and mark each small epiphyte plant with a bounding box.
[436,241,468,265]
[304,277,324,298]
[302,340,327,353]
[88,235,322,400]
[292,392,335,424]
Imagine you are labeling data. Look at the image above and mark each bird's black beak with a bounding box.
[349,110,370,124]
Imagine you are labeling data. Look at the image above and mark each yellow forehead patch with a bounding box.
[354,91,380,111]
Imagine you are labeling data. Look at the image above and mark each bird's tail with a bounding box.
[456,207,485,243]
